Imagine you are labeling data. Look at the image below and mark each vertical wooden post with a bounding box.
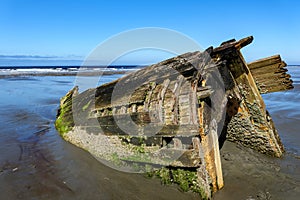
[198,99,224,192]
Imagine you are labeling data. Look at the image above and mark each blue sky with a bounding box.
[0,0,299,66]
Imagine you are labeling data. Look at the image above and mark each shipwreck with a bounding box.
[55,36,293,199]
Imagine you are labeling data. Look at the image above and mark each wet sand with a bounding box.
[213,141,300,200]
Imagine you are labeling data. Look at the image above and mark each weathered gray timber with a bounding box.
[55,36,293,199]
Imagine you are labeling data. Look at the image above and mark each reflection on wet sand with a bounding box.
[213,141,300,200]
[0,109,74,199]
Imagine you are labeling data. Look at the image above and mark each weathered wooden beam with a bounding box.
[248,55,282,69]
[198,101,224,191]
[248,55,293,93]
[118,148,202,168]
[215,36,254,53]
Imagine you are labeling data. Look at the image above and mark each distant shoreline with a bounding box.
[0,65,143,69]
[0,70,134,78]
[0,65,144,78]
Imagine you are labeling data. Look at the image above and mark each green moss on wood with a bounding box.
[82,100,91,111]
[153,167,209,199]
[110,153,123,166]
[55,116,73,136]
[55,86,78,136]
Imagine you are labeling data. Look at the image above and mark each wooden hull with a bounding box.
[55,36,292,198]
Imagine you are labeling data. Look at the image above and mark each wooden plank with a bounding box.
[248,55,293,94]
[119,148,201,168]
[248,55,282,69]
[213,36,253,54]
[81,123,200,137]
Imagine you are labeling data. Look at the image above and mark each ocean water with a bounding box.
[263,66,300,155]
[0,66,299,199]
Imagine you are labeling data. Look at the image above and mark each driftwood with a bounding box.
[55,36,293,199]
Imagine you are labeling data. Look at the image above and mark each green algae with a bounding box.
[82,100,91,111]
[152,167,209,199]
[55,86,78,136]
